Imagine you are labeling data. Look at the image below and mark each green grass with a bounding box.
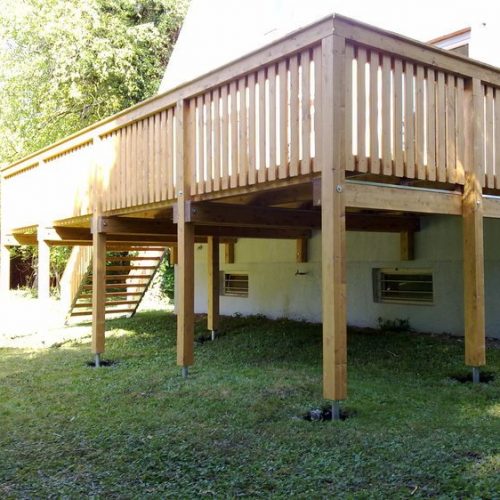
[0,312,499,498]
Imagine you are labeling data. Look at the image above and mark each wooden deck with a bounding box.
[2,14,499,404]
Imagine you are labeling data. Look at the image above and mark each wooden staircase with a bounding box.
[64,246,166,320]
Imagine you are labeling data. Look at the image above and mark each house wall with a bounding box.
[177,215,500,339]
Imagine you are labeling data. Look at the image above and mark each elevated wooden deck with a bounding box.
[1,14,498,405]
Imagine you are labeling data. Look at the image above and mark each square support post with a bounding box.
[320,34,348,402]
[176,100,195,375]
[0,244,10,294]
[92,217,107,357]
[463,78,486,369]
[37,229,51,301]
[207,236,220,337]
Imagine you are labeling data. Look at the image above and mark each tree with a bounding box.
[0,0,188,163]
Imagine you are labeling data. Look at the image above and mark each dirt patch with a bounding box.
[86,359,118,368]
[303,406,355,421]
[449,371,495,384]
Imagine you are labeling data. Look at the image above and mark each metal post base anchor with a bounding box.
[332,401,341,421]
[95,353,101,368]
[181,366,189,378]
[211,330,217,341]
[472,366,480,384]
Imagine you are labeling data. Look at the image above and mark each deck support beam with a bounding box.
[0,244,10,294]
[207,236,220,339]
[463,78,486,372]
[176,100,195,375]
[91,220,107,358]
[37,230,51,301]
[321,34,347,404]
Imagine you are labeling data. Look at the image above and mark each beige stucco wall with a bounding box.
[175,215,500,339]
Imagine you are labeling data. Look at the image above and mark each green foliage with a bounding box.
[158,251,175,299]
[378,316,412,332]
[0,0,188,163]
[0,312,498,496]
[10,245,71,295]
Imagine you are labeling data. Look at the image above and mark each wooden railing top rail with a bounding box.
[3,13,500,180]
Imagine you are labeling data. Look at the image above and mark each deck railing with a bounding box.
[2,15,500,233]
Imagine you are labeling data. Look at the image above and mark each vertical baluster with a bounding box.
[230,81,239,188]
[404,62,415,178]
[301,49,311,174]
[238,77,249,186]
[279,59,288,178]
[248,73,257,184]
[290,55,300,177]
[436,71,446,182]
[357,47,367,172]
[447,75,457,184]
[426,68,437,181]
[369,50,380,174]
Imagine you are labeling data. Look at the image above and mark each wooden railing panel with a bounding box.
[100,106,177,211]
[348,43,467,185]
[45,142,94,220]
[188,45,320,196]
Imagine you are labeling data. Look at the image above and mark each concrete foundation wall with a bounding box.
[180,215,500,339]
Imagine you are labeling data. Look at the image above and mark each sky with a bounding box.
[160,0,500,91]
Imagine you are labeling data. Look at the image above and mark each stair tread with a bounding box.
[82,283,148,290]
[74,300,140,308]
[71,307,136,317]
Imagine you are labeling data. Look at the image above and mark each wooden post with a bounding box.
[207,236,220,334]
[92,217,107,356]
[296,238,308,263]
[37,229,51,301]
[400,231,415,261]
[320,34,347,402]
[224,242,235,264]
[463,78,486,367]
[0,244,10,294]
[176,100,195,374]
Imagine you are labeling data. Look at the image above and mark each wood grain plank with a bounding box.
[485,85,494,188]
[393,58,404,176]
[257,68,267,182]
[205,92,213,193]
[221,85,229,190]
[313,45,322,173]
[369,50,380,174]
[268,65,277,180]
[289,55,300,177]
[426,68,437,181]
[446,75,457,184]
[248,73,257,184]
[415,65,425,179]
[279,59,289,179]
[404,61,415,178]
[213,88,221,192]
[381,54,391,175]
[238,77,249,186]
[356,47,367,172]
[436,71,446,182]
[301,49,312,174]
[230,80,239,187]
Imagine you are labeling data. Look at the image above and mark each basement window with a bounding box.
[223,272,249,298]
[373,268,433,305]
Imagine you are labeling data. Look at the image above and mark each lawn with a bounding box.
[0,312,498,498]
